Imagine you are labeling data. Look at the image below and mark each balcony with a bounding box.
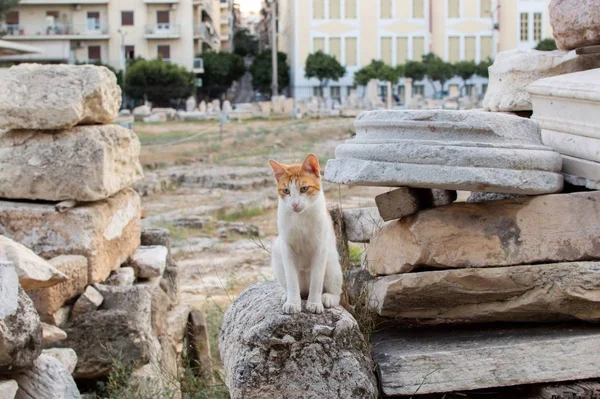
[144,24,181,39]
[18,0,108,4]
[194,22,219,43]
[194,0,213,15]
[1,24,109,40]
[193,57,204,73]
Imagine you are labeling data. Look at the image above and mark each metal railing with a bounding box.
[1,23,109,37]
[144,24,181,36]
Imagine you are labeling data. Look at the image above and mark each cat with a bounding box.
[269,154,343,314]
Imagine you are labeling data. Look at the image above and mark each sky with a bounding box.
[237,0,263,13]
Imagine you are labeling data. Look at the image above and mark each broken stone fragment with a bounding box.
[130,245,168,278]
[41,322,67,346]
[70,286,103,320]
[375,187,456,221]
[105,267,136,286]
[13,354,80,398]
[41,348,78,375]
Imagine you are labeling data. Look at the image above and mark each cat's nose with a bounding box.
[292,202,300,209]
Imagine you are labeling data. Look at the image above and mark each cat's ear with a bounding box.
[269,160,287,180]
[301,154,320,177]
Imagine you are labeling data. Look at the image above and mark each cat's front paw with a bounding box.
[306,301,324,314]
[322,293,340,308]
[282,301,301,314]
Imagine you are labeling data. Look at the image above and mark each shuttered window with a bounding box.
[157,10,170,24]
[329,0,340,19]
[413,36,424,61]
[345,37,357,66]
[88,46,101,62]
[520,13,528,41]
[158,44,171,60]
[313,0,325,19]
[381,37,392,64]
[329,37,341,60]
[464,36,476,61]
[345,0,357,18]
[448,36,460,62]
[413,0,424,18]
[6,11,18,24]
[381,0,392,18]
[313,38,325,52]
[480,0,491,17]
[480,36,492,60]
[121,11,134,26]
[397,37,408,64]
[448,0,459,18]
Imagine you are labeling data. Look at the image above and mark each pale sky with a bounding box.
[237,0,263,13]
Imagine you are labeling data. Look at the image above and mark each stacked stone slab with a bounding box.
[324,106,600,396]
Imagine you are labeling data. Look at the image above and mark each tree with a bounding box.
[249,50,290,95]
[422,53,454,94]
[0,0,18,37]
[535,38,557,51]
[124,58,195,106]
[476,57,493,78]
[201,50,245,95]
[353,60,402,86]
[305,50,346,89]
[233,28,259,57]
[404,60,427,82]
[454,60,477,94]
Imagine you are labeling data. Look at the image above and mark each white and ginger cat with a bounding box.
[269,154,343,314]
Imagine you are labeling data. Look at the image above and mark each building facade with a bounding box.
[219,0,233,51]
[279,0,553,101]
[0,0,222,72]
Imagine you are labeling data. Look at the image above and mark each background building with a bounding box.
[279,0,553,101]
[219,0,234,51]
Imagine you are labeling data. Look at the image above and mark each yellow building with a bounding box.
[0,0,222,72]
[279,0,553,100]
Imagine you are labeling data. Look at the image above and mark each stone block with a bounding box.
[366,191,600,275]
[0,63,120,130]
[41,322,67,346]
[70,286,103,319]
[13,354,80,398]
[27,255,88,322]
[187,309,212,381]
[375,187,456,221]
[130,246,168,278]
[0,380,17,399]
[0,125,143,202]
[0,188,141,284]
[167,305,191,355]
[550,0,600,50]
[42,348,78,374]
[50,306,71,329]
[105,267,135,286]
[324,110,563,195]
[342,207,384,243]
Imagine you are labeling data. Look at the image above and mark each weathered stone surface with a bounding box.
[141,227,172,250]
[0,188,142,284]
[70,286,103,319]
[105,267,135,286]
[0,63,120,130]
[482,49,597,112]
[220,281,377,399]
[373,325,600,396]
[58,284,158,379]
[369,262,600,322]
[27,255,88,322]
[324,110,563,195]
[466,191,527,203]
[50,306,71,328]
[42,348,78,374]
[0,262,18,319]
[366,191,600,275]
[151,285,170,337]
[167,305,191,355]
[342,207,384,243]
[188,310,212,380]
[129,337,181,399]
[550,0,600,50]
[527,381,600,399]
[0,125,143,202]
[0,236,67,290]
[375,187,456,221]
[160,265,180,308]
[0,287,42,374]
[328,205,350,270]
[130,245,168,278]
[41,322,67,345]
[13,354,80,398]
[0,380,18,398]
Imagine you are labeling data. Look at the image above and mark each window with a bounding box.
[480,0,491,18]
[345,37,357,66]
[464,36,476,61]
[413,84,425,96]
[329,0,340,19]
[313,38,325,52]
[329,37,341,60]
[448,36,460,62]
[88,45,101,62]
[397,37,408,64]
[480,36,492,60]
[157,10,170,31]
[125,45,135,60]
[87,12,100,31]
[313,0,325,19]
[465,84,476,96]
[313,86,323,97]
[520,12,528,41]
[380,0,392,19]
[121,11,134,26]
[413,0,424,18]
[448,0,460,18]
[345,0,357,18]
[6,11,18,35]
[46,10,59,20]
[157,44,170,60]
[381,37,392,64]
[413,37,424,61]
[533,12,542,41]
[331,86,341,102]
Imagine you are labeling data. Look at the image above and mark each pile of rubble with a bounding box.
[0,64,211,398]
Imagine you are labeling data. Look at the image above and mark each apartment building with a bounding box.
[0,0,222,73]
[219,0,233,51]
[279,0,552,101]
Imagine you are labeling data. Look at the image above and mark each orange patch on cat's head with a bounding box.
[269,154,321,198]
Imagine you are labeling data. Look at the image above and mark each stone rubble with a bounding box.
[42,348,78,374]
[70,286,104,319]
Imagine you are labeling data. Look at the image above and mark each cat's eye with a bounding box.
[282,188,290,195]
[300,186,309,193]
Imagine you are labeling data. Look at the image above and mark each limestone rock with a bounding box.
[42,348,78,374]
[0,287,43,374]
[0,125,143,202]
[41,322,67,345]
[550,0,600,50]
[187,310,212,380]
[130,245,168,278]
[27,255,88,322]
[0,380,17,399]
[0,188,142,284]
[13,354,80,398]
[167,305,191,355]
[366,191,600,275]
[220,281,377,399]
[105,267,135,286]
[70,286,103,319]
[373,325,600,396]
[50,306,71,328]
[467,192,527,203]
[151,285,170,337]
[328,205,350,270]
[482,49,597,112]
[324,110,563,195]
[369,262,600,322]
[375,187,456,221]
[0,236,67,290]
[0,261,18,319]
[0,63,120,130]
[342,207,384,243]
[141,228,172,250]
